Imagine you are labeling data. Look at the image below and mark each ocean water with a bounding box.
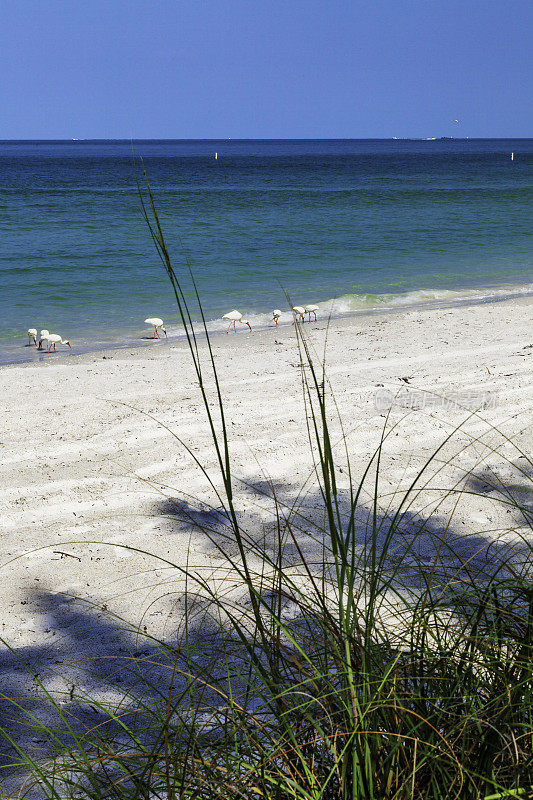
[1,138,532,363]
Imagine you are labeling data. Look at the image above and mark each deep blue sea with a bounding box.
[1,139,532,363]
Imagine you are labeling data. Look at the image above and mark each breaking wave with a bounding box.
[201,282,533,334]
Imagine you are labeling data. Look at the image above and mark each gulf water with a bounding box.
[1,139,532,363]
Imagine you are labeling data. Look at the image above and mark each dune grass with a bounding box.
[1,172,532,798]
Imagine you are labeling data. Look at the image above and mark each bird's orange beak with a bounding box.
[246,321,251,330]
[66,342,72,350]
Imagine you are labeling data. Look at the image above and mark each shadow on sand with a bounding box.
[1,464,532,794]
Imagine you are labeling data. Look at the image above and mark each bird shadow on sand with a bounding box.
[1,464,532,793]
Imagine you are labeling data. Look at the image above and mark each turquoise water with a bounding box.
[1,139,532,362]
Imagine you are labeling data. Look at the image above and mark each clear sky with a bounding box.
[1,0,531,139]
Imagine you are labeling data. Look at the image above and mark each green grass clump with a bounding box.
[2,172,532,799]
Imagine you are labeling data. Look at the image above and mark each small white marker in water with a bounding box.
[215,152,218,160]
[511,152,514,161]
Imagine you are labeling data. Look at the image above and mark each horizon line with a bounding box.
[1,136,532,143]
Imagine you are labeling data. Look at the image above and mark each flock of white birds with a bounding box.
[26,328,71,351]
[25,305,319,351]
[223,304,319,333]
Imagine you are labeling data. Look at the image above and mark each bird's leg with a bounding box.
[226,322,231,334]
[154,327,160,339]
[233,321,237,333]
[313,311,317,321]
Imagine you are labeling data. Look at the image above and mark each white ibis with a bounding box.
[292,306,306,324]
[272,309,282,326]
[222,310,251,333]
[27,328,37,346]
[145,318,167,339]
[47,334,72,352]
[305,304,319,322]
[38,329,49,350]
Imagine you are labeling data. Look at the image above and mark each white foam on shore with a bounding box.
[200,282,533,335]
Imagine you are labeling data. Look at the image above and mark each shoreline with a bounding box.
[3,281,533,368]
[0,293,531,680]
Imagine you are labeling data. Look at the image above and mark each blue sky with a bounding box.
[1,0,531,139]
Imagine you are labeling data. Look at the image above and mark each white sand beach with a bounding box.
[0,297,532,658]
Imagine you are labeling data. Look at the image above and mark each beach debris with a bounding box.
[27,328,37,346]
[399,376,413,383]
[53,551,82,562]
[144,317,167,339]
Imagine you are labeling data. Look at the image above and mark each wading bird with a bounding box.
[305,304,319,322]
[38,330,49,350]
[222,310,252,333]
[272,309,282,326]
[47,334,72,352]
[27,328,37,346]
[292,306,306,324]
[145,318,167,339]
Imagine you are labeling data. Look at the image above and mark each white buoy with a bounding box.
[215,152,218,160]
[511,152,514,161]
